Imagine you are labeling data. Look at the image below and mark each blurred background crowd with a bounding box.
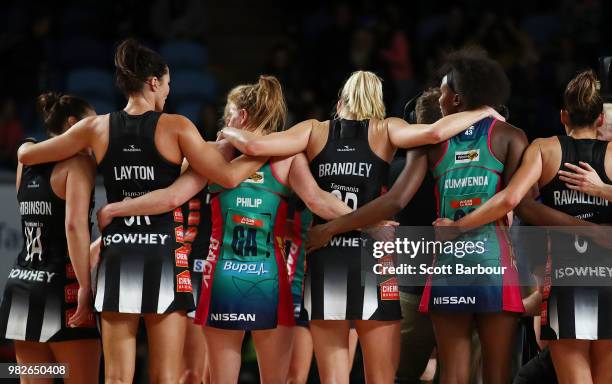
[1,0,611,171]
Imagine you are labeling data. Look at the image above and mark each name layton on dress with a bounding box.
[113,166,155,181]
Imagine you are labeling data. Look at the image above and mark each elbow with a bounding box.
[217,174,242,189]
[389,198,404,216]
[302,195,323,216]
[243,141,263,156]
[426,127,445,144]
[502,193,521,213]
[66,219,87,235]
[17,148,32,164]
[166,195,183,211]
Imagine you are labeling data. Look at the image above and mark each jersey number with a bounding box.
[122,197,151,226]
[25,226,43,262]
[331,190,358,211]
[232,226,257,256]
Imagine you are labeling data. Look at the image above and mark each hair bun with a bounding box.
[36,92,62,116]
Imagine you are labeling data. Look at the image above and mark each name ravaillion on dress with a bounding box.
[19,201,52,216]
[553,190,609,206]
[102,232,169,246]
[318,162,372,178]
[113,166,155,181]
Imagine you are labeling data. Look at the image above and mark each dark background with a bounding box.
[0,0,610,171]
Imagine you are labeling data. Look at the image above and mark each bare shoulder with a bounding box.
[492,120,527,141]
[531,136,559,149]
[312,119,329,131]
[158,113,195,131]
[61,152,96,177]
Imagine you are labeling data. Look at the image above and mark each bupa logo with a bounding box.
[455,149,480,164]
[123,144,142,152]
[337,145,356,152]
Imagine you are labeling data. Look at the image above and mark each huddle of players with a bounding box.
[0,37,609,384]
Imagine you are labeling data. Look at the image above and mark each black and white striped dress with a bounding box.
[540,136,612,340]
[0,163,99,342]
[95,111,194,314]
[304,119,401,321]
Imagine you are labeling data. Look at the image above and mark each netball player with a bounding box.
[301,50,528,383]
[220,70,503,383]
[0,92,100,383]
[94,75,357,383]
[16,39,270,384]
[435,70,612,384]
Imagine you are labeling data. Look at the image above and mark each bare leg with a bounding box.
[49,339,101,384]
[347,328,358,372]
[144,311,188,384]
[181,320,209,384]
[252,325,294,383]
[549,339,592,384]
[14,341,54,384]
[476,312,518,384]
[310,320,351,384]
[354,320,400,384]
[430,313,473,384]
[100,311,140,384]
[591,340,612,384]
[203,326,244,384]
[287,326,313,384]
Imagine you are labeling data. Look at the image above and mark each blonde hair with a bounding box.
[226,75,287,134]
[338,71,385,120]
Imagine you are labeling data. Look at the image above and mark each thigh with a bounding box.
[49,339,101,384]
[288,326,313,384]
[181,320,208,384]
[144,311,187,384]
[476,312,518,384]
[591,340,612,384]
[397,292,436,382]
[252,325,294,384]
[549,339,592,384]
[430,313,473,384]
[348,327,358,371]
[310,320,351,384]
[14,341,54,384]
[100,311,140,383]
[354,320,400,384]
[203,326,244,384]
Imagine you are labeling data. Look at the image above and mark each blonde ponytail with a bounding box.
[227,75,287,134]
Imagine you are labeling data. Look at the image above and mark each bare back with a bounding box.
[305,118,396,163]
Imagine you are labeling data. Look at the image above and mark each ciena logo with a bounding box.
[123,144,142,152]
[337,145,356,152]
[433,296,476,305]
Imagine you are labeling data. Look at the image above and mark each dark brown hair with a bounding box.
[563,70,603,127]
[114,38,168,95]
[415,88,443,124]
[37,92,93,136]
